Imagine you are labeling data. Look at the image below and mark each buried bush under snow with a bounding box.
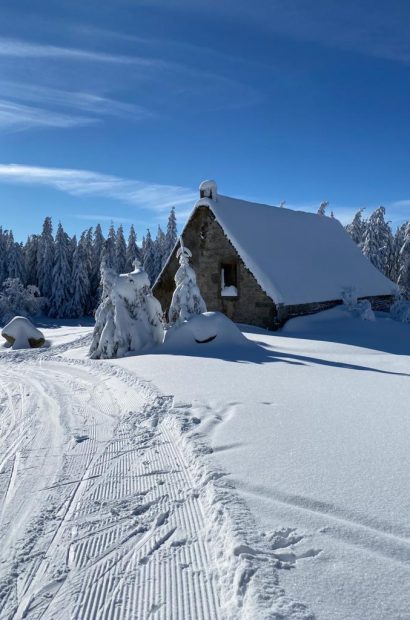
[390,300,410,323]
[341,286,375,321]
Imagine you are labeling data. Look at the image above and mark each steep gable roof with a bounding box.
[182,192,395,306]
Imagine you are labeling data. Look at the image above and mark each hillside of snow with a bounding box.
[0,309,409,618]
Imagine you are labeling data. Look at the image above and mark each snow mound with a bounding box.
[163,312,249,350]
[1,316,45,349]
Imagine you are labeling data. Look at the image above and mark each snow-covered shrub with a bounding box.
[89,264,164,359]
[390,300,410,323]
[341,286,375,321]
[169,242,207,325]
[0,278,47,325]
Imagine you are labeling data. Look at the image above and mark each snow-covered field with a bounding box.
[1,310,409,619]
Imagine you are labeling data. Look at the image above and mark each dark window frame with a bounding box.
[220,261,239,298]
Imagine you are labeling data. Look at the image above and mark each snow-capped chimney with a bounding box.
[199,179,217,201]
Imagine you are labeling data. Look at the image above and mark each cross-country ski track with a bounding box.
[0,337,306,620]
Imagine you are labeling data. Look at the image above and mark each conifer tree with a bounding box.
[66,232,91,317]
[362,206,393,276]
[91,224,105,307]
[398,222,410,299]
[169,240,207,325]
[154,225,166,277]
[0,227,8,286]
[25,234,39,286]
[103,223,116,270]
[164,206,177,262]
[317,201,329,216]
[346,209,366,246]
[48,222,71,317]
[7,232,25,282]
[125,224,139,272]
[143,229,156,284]
[115,225,127,274]
[37,217,54,299]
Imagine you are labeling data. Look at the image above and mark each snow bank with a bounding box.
[1,316,45,349]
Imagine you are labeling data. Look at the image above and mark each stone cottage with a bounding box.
[153,180,396,329]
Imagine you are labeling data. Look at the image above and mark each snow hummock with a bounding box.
[1,316,45,349]
[164,312,249,350]
[191,194,396,305]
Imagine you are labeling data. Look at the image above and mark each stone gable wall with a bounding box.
[153,206,277,328]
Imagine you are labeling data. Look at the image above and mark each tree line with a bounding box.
[0,207,177,319]
[344,206,410,298]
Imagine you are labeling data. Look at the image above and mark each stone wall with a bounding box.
[153,206,277,328]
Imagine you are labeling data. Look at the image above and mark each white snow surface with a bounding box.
[1,310,410,619]
[193,194,395,305]
[1,316,44,349]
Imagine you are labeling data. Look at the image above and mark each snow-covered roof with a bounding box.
[188,193,396,305]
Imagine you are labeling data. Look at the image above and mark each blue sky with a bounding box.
[1,0,410,241]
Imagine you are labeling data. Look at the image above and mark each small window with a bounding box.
[221,263,238,297]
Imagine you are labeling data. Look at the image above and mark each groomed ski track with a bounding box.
[0,337,310,620]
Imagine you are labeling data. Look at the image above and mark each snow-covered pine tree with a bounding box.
[48,222,72,317]
[390,223,408,284]
[345,208,366,246]
[89,263,163,359]
[362,206,394,277]
[317,201,329,216]
[154,225,166,279]
[7,232,25,283]
[91,224,105,307]
[24,234,39,286]
[125,224,140,272]
[398,222,410,299]
[66,232,91,318]
[115,225,127,274]
[103,223,116,270]
[143,229,156,284]
[0,227,8,286]
[164,206,177,263]
[169,240,207,325]
[37,217,54,299]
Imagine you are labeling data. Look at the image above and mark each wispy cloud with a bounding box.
[0,36,162,67]
[0,100,97,131]
[0,164,197,212]
[1,82,153,122]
